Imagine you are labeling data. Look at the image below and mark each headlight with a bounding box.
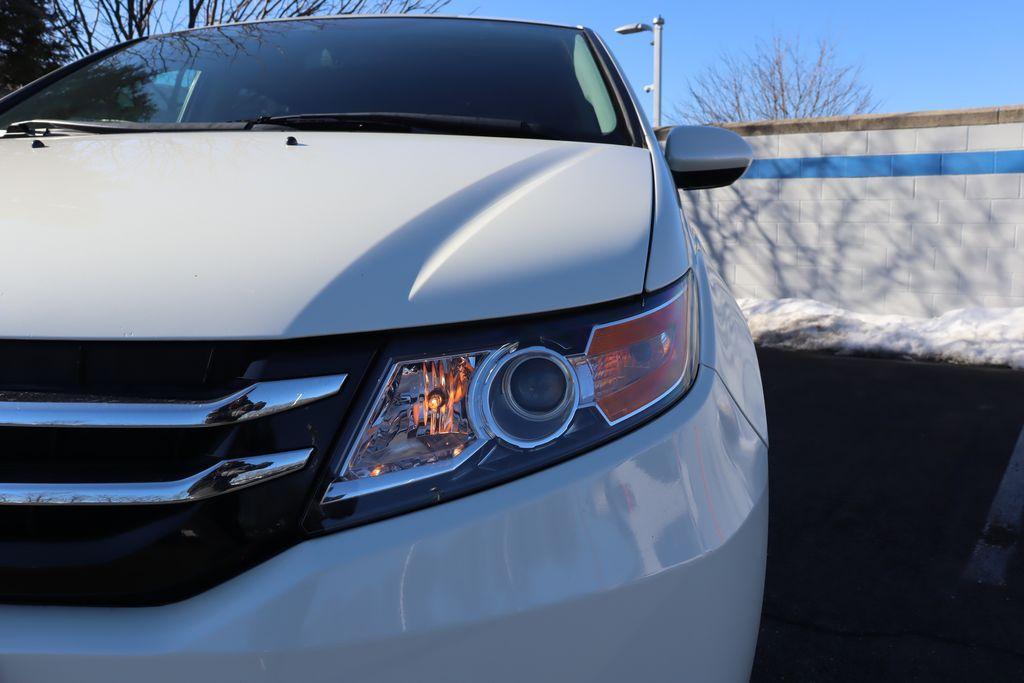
[306,273,699,533]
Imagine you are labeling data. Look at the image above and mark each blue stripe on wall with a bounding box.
[746,149,1024,179]
[893,154,940,177]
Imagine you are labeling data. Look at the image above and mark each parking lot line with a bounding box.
[964,426,1024,586]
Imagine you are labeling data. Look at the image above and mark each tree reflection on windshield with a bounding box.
[3,61,160,124]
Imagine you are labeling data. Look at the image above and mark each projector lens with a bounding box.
[505,355,571,419]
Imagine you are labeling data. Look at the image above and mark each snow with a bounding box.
[737,298,1024,370]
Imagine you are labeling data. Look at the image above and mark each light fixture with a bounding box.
[614,23,653,35]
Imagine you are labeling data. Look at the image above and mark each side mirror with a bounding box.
[659,125,753,191]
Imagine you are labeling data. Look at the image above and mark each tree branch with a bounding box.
[675,33,878,124]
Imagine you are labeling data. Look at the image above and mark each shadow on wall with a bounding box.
[680,179,1013,318]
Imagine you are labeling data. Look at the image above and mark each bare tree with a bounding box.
[676,35,878,124]
[50,0,451,59]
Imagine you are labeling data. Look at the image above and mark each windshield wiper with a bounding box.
[3,114,550,140]
[244,112,545,139]
[3,119,249,137]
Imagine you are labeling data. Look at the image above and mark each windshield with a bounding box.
[0,18,632,145]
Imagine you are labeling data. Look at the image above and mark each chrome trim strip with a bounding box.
[0,374,346,428]
[321,440,486,505]
[0,448,313,506]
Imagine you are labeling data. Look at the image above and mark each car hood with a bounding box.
[0,131,653,340]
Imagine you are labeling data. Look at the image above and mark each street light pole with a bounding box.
[615,15,665,128]
[652,15,664,128]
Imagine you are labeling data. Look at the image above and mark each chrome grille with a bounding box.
[0,364,344,504]
[0,336,377,604]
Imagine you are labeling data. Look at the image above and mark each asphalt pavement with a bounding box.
[751,348,1024,682]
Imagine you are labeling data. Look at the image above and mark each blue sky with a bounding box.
[446,0,1024,122]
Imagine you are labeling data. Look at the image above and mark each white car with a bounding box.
[0,15,768,683]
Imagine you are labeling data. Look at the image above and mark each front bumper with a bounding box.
[0,369,767,683]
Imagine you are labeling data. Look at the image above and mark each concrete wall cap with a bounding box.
[716,105,1024,136]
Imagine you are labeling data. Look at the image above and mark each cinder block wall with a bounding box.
[681,106,1024,316]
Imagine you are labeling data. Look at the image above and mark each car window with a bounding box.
[0,18,633,146]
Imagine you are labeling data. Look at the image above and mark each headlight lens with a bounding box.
[471,345,580,449]
[309,273,699,532]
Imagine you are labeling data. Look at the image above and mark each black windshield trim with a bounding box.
[160,15,586,40]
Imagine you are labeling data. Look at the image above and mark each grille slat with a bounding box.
[0,448,312,505]
[0,374,346,429]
